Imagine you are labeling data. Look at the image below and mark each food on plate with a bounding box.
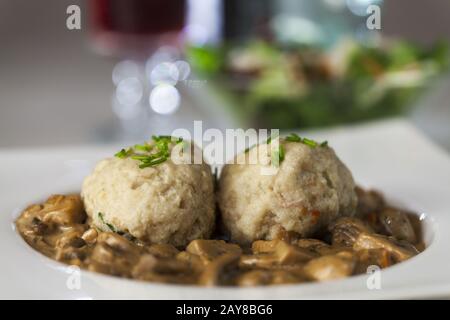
[15,134,424,286]
[218,134,357,244]
[81,136,215,247]
[187,40,449,129]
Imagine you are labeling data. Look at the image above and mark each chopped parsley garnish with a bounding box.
[285,133,328,149]
[133,144,152,152]
[302,138,317,148]
[266,134,285,166]
[114,135,184,168]
[98,212,116,232]
[114,148,132,159]
[266,132,279,145]
[285,133,302,142]
[271,145,285,167]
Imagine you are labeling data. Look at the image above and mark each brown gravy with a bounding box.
[16,189,424,286]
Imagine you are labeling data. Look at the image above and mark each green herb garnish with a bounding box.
[285,133,328,149]
[301,138,317,148]
[138,157,168,168]
[98,212,116,232]
[115,136,184,168]
[244,144,256,153]
[271,145,285,167]
[114,148,132,159]
[134,143,152,152]
[285,133,302,142]
[266,132,279,144]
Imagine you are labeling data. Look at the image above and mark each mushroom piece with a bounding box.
[329,217,373,247]
[199,254,241,286]
[353,232,418,262]
[132,254,196,284]
[378,208,416,243]
[355,187,385,217]
[354,249,393,274]
[237,268,306,286]
[146,244,180,259]
[55,226,86,249]
[271,270,307,285]
[242,240,316,268]
[30,217,50,235]
[186,239,242,264]
[274,241,316,264]
[54,225,88,263]
[89,232,141,277]
[236,270,274,286]
[293,238,331,253]
[81,228,98,245]
[252,239,282,254]
[41,195,86,226]
[176,251,204,272]
[304,251,355,282]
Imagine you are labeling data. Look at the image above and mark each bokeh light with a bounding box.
[115,77,143,106]
[346,0,383,17]
[149,84,180,115]
[174,60,191,81]
[112,60,141,86]
[145,46,180,81]
[150,62,179,86]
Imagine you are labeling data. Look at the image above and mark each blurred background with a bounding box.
[1,0,449,150]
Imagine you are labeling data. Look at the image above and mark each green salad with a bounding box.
[187,40,449,129]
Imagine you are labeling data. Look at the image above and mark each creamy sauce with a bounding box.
[16,190,423,286]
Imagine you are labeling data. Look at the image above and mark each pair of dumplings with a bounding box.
[82,138,357,247]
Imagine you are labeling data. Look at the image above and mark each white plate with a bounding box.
[1,119,450,299]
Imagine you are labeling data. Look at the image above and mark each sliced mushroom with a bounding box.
[89,232,141,277]
[30,217,50,235]
[355,186,385,216]
[378,208,416,243]
[41,195,86,226]
[274,241,316,264]
[81,228,98,245]
[55,227,86,248]
[97,232,139,255]
[199,254,241,286]
[329,217,373,247]
[176,251,204,272]
[146,244,179,259]
[239,254,279,269]
[242,240,315,268]
[15,188,425,287]
[132,254,196,283]
[252,239,281,254]
[236,270,274,286]
[237,268,307,286]
[186,240,242,264]
[353,232,418,262]
[304,251,355,281]
[354,248,393,274]
[271,270,306,285]
[293,238,331,254]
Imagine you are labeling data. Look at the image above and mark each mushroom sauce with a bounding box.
[15,187,424,286]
